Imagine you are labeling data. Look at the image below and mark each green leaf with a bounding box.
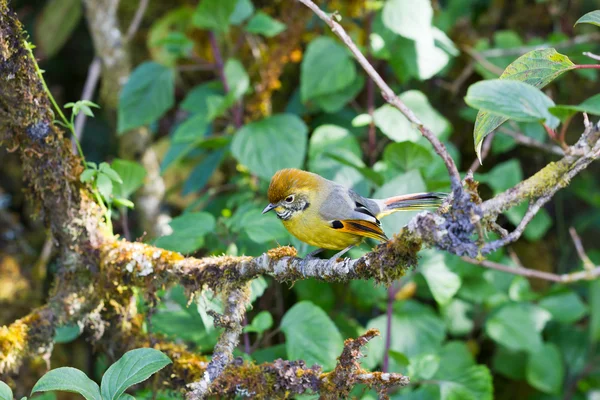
[472,49,575,158]
[539,291,588,324]
[35,0,82,59]
[409,353,440,380]
[465,79,559,126]
[31,367,102,400]
[249,277,268,304]
[245,311,273,334]
[96,173,113,201]
[0,381,12,400]
[224,59,249,100]
[99,163,123,184]
[100,348,171,400]
[437,365,493,400]
[240,208,289,243]
[182,150,225,195]
[300,37,356,103]
[476,159,523,194]
[441,299,474,336]
[382,0,433,41]
[549,93,600,121]
[113,198,135,209]
[118,62,175,134]
[575,10,600,27]
[311,74,365,113]
[110,159,147,199]
[53,324,81,344]
[383,141,434,171]
[172,114,210,144]
[245,12,286,37]
[590,279,600,342]
[420,250,461,305]
[154,212,216,254]
[80,169,96,183]
[324,152,383,186]
[373,90,451,142]
[180,83,226,119]
[230,0,254,25]
[492,346,527,380]
[526,343,564,394]
[231,114,307,179]
[280,301,344,371]
[192,0,237,32]
[485,303,549,352]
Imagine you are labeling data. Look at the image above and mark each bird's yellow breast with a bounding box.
[282,206,362,250]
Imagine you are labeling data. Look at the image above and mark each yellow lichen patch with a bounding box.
[267,246,297,260]
[0,317,29,373]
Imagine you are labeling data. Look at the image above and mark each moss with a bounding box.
[267,245,297,260]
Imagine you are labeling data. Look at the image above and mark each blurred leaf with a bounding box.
[312,75,365,113]
[485,303,549,352]
[231,114,307,179]
[35,0,82,58]
[325,152,383,186]
[590,279,600,342]
[180,82,226,119]
[244,311,273,334]
[539,290,588,324]
[224,59,249,100]
[111,159,147,199]
[240,209,289,243]
[437,366,493,400]
[293,279,336,312]
[300,37,356,103]
[549,93,600,121]
[382,0,432,41]
[409,353,440,380]
[173,114,210,144]
[472,49,574,158]
[374,91,450,142]
[193,0,237,32]
[182,149,225,195]
[466,80,559,127]
[230,0,254,24]
[0,381,11,400]
[476,159,523,194]
[154,212,216,254]
[101,348,171,400]
[154,32,194,58]
[504,202,552,241]
[547,324,588,376]
[441,299,474,336]
[383,141,434,171]
[118,62,175,134]
[53,324,81,344]
[492,346,527,380]
[280,301,344,371]
[575,11,600,27]
[147,6,194,66]
[526,343,564,394]
[96,174,113,201]
[252,344,287,364]
[151,309,215,347]
[99,163,122,184]
[245,12,286,37]
[249,277,268,304]
[31,368,101,400]
[420,250,461,305]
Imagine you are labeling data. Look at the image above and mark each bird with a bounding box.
[262,168,447,259]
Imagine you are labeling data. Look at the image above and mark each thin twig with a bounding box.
[499,127,564,155]
[462,46,504,76]
[480,33,600,58]
[125,0,149,41]
[569,227,595,271]
[583,52,600,62]
[296,0,461,189]
[72,57,101,153]
[469,132,494,172]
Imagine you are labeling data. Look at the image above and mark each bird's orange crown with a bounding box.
[267,168,320,203]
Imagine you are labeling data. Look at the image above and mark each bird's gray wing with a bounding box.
[319,186,381,223]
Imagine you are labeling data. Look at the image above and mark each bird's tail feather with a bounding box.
[377,192,447,217]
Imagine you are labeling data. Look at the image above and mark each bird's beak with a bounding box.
[262,203,276,214]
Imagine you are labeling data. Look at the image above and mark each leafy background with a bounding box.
[2,0,600,399]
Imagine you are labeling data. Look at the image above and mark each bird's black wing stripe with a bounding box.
[347,221,381,236]
[354,201,381,225]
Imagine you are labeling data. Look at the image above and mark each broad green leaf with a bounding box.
[476,159,523,194]
[590,279,600,342]
[154,212,216,254]
[101,348,171,400]
[240,209,289,243]
[373,91,451,142]
[472,49,575,158]
[293,279,336,312]
[420,250,462,305]
[539,291,588,324]
[324,152,383,186]
[280,301,344,371]
[437,365,493,400]
[53,324,81,344]
[492,346,527,380]
[383,141,434,171]
[409,353,440,380]
[192,0,237,32]
[249,277,268,304]
[172,114,210,143]
[31,368,102,400]
[99,163,123,184]
[373,170,427,235]
[118,62,175,134]
[152,309,215,349]
[245,311,273,334]
[0,381,12,400]
[230,0,254,25]
[252,344,287,364]
[35,0,82,58]
[575,10,600,27]
[441,299,474,336]
[182,150,225,195]
[96,173,113,201]
[80,169,96,183]
[382,0,433,41]
[224,59,249,100]
[308,125,367,191]
[111,159,147,199]
[549,93,600,121]
[465,80,559,126]
[312,74,365,113]
[245,12,286,37]
[231,114,307,179]
[300,37,356,103]
[526,343,564,394]
[485,303,548,352]
[180,82,226,119]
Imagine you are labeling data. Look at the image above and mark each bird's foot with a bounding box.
[328,245,354,262]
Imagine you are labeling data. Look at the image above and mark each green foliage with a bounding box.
[245,12,286,37]
[193,0,237,32]
[575,10,600,27]
[154,212,216,254]
[0,381,12,400]
[32,368,102,400]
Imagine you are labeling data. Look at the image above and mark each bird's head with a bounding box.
[262,168,317,220]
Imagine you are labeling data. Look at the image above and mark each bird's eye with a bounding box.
[285,195,294,203]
